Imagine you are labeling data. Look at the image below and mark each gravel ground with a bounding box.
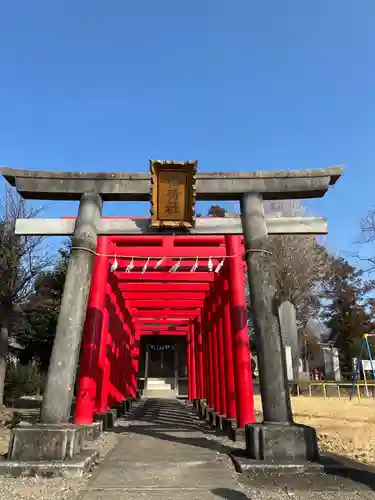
[241,488,375,499]
[0,399,119,499]
[1,396,375,499]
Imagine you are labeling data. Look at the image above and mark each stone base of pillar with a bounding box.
[0,449,99,478]
[125,398,133,412]
[79,422,102,441]
[109,408,118,424]
[221,417,234,434]
[9,424,83,461]
[192,398,200,412]
[3,423,100,477]
[222,418,246,442]
[206,408,220,427]
[215,414,226,433]
[113,401,126,418]
[245,423,319,462]
[205,407,214,424]
[227,422,245,442]
[94,408,117,431]
[198,400,207,420]
[117,398,136,417]
[230,449,324,476]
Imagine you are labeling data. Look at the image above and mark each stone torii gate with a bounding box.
[1,162,342,475]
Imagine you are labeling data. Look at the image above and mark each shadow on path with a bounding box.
[114,398,375,493]
[109,398,235,455]
[84,398,375,498]
[211,488,249,499]
[83,398,246,498]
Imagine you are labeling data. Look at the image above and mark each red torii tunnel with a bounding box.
[74,233,255,429]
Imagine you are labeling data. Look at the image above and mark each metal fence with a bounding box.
[291,381,375,399]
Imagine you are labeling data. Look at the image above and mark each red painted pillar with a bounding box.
[225,235,255,427]
[109,322,118,407]
[200,306,208,401]
[119,301,127,401]
[132,332,140,398]
[124,320,133,398]
[115,305,124,399]
[187,328,192,400]
[196,316,204,399]
[120,303,132,399]
[124,316,135,399]
[202,306,209,402]
[112,342,118,405]
[202,331,209,401]
[190,323,197,400]
[115,343,122,403]
[222,276,236,420]
[130,333,137,398]
[122,338,128,399]
[75,236,109,424]
[99,284,112,412]
[216,291,227,416]
[110,276,134,401]
[106,280,122,407]
[117,343,124,399]
[212,301,221,413]
[206,305,215,409]
[119,339,126,401]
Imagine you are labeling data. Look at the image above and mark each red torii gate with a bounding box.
[74,230,255,432]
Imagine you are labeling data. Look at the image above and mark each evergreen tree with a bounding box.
[13,241,71,371]
[0,187,51,404]
[322,257,375,374]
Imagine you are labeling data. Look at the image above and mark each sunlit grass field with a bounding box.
[254,394,375,464]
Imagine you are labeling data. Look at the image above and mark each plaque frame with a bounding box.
[149,160,197,229]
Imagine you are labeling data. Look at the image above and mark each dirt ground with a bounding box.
[254,395,375,465]
[1,395,374,466]
[0,398,373,498]
[0,409,12,457]
[1,396,375,465]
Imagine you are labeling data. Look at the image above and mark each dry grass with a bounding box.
[254,395,375,465]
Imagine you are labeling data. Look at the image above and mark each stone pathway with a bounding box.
[81,398,246,499]
[79,399,375,500]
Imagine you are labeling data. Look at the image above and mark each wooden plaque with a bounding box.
[150,160,197,229]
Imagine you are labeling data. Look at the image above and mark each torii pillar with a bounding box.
[240,192,318,463]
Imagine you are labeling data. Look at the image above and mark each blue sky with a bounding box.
[1,1,374,261]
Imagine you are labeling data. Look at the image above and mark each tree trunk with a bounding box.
[0,311,11,407]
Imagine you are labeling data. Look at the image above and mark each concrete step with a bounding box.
[146,385,172,391]
[143,389,177,399]
[146,378,172,391]
[146,382,171,385]
[147,378,171,384]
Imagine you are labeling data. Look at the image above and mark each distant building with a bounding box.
[251,342,341,382]
[307,342,341,381]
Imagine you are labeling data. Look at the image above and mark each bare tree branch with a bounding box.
[0,185,52,405]
[350,207,375,273]
[266,200,334,328]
